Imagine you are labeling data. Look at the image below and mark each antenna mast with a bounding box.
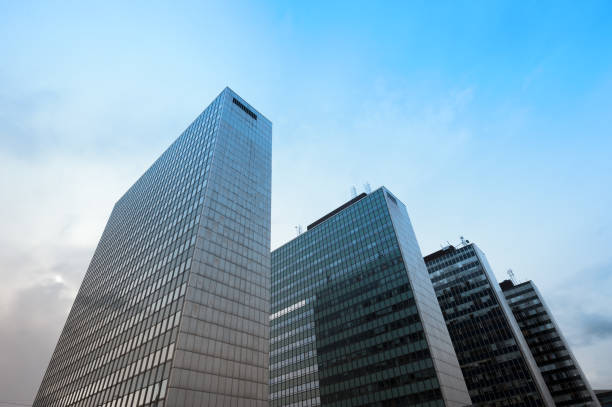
[507,269,516,284]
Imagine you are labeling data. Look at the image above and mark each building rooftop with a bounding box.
[423,245,457,263]
[500,279,532,291]
[306,192,368,231]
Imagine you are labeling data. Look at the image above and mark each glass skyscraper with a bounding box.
[596,390,612,407]
[501,279,601,406]
[270,188,471,407]
[424,243,555,406]
[33,87,271,407]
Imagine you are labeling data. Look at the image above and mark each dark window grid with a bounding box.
[272,238,396,309]
[271,356,319,378]
[316,308,422,358]
[272,194,387,270]
[314,265,411,319]
[272,238,397,306]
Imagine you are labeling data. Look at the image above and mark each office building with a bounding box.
[34,87,272,407]
[596,390,612,407]
[270,188,471,407]
[501,279,601,406]
[424,243,554,406]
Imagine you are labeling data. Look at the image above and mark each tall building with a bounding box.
[34,87,272,407]
[424,243,555,407]
[270,188,471,407]
[595,390,612,407]
[500,279,601,406]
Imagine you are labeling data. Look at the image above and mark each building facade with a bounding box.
[596,390,612,407]
[270,188,471,407]
[34,87,272,407]
[501,279,601,406]
[424,243,555,407]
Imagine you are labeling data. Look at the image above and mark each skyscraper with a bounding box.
[270,188,471,407]
[424,243,555,406]
[596,390,612,407]
[500,279,601,406]
[34,87,272,407]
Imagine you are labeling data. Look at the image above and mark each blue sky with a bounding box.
[1,1,611,402]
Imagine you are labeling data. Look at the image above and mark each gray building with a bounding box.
[424,243,555,406]
[270,188,471,407]
[34,87,271,407]
[501,279,601,406]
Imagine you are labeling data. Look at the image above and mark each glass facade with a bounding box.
[596,390,612,407]
[424,244,555,407]
[33,87,271,407]
[270,188,471,407]
[501,280,601,406]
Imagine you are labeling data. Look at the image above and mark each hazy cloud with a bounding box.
[581,313,612,341]
[0,245,90,404]
[538,260,612,388]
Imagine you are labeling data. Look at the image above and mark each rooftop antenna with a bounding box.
[295,225,302,236]
[363,182,372,194]
[460,236,467,246]
[507,269,516,284]
[350,186,357,198]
